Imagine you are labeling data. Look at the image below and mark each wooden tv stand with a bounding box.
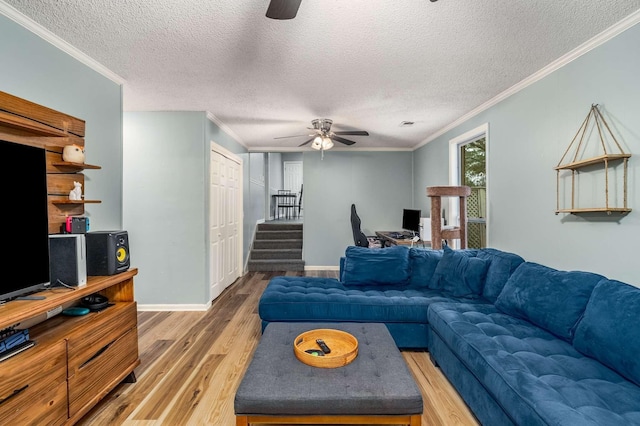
[0,268,139,425]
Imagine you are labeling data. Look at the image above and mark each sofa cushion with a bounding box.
[430,245,488,297]
[408,248,443,287]
[574,279,640,387]
[428,302,640,426]
[258,275,477,325]
[495,262,603,342]
[477,248,525,303]
[342,245,411,286]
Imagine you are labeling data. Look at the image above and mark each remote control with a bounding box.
[316,339,331,354]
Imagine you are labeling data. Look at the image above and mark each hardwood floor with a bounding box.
[77,271,479,426]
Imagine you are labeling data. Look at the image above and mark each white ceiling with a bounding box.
[3,0,640,151]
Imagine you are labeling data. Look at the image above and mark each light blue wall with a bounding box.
[414,24,640,286]
[0,14,123,231]
[246,153,266,259]
[283,153,303,162]
[303,150,414,266]
[123,112,249,305]
[267,153,284,218]
[123,112,208,305]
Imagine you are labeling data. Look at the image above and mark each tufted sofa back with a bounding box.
[340,246,525,300]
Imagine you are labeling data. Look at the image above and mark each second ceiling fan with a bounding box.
[266,0,302,20]
[275,119,369,150]
[266,0,439,19]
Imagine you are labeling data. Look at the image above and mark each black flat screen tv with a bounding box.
[402,208,421,234]
[0,140,50,302]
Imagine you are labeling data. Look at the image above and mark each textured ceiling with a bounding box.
[4,0,640,150]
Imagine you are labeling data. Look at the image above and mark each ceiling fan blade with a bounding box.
[298,138,315,147]
[333,130,369,136]
[266,0,302,20]
[332,135,356,146]
[274,134,313,140]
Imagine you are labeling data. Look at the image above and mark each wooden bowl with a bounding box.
[293,328,358,368]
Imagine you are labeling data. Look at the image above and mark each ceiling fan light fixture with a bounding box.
[311,136,323,150]
[322,137,334,150]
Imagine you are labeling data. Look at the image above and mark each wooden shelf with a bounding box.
[51,161,101,171]
[555,105,631,215]
[0,90,85,138]
[555,208,632,215]
[51,199,101,204]
[0,111,71,137]
[554,153,631,170]
[0,269,137,331]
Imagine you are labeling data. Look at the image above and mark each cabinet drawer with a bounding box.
[0,340,67,425]
[67,301,137,375]
[68,326,138,418]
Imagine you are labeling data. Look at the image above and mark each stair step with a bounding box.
[248,259,305,272]
[251,249,302,260]
[258,223,303,231]
[253,239,303,250]
[256,230,302,240]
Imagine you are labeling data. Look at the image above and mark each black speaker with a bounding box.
[49,234,87,287]
[85,231,130,276]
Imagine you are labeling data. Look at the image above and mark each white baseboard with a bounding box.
[137,303,211,312]
[304,265,340,271]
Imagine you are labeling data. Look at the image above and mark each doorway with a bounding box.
[449,124,488,248]
[209,142,243,301]
[284,160,303,217]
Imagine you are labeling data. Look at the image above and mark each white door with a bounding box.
[284,161,302,193]
[210,143,243,301]
[284,161,303,212]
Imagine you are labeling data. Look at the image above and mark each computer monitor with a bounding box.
[402,209,421,234]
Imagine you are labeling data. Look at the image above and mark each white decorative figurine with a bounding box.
[62,144,85,163]
[69,181,82,200]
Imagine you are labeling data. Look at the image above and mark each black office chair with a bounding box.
[350,204,382,248]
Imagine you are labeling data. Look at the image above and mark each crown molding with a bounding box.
[0,2,126,85]
[206,111,247,148]
[415,10,640,150]
[249,146,414,153]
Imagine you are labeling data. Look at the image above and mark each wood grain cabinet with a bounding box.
[0,340,68,425]
[65,303,138,419]
[0,270,140,424]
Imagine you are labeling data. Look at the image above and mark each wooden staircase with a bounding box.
[248,222,304,271]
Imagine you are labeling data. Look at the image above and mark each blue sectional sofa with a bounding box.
[258,245,640,425]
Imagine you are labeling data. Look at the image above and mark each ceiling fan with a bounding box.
[266,0,437,20]
[266,0,302,20]
[274,119,369,151]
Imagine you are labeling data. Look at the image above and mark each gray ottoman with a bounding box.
[234,322,423,425]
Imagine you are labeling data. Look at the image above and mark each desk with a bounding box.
[271,193,297,220]
[376,231,429,248]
